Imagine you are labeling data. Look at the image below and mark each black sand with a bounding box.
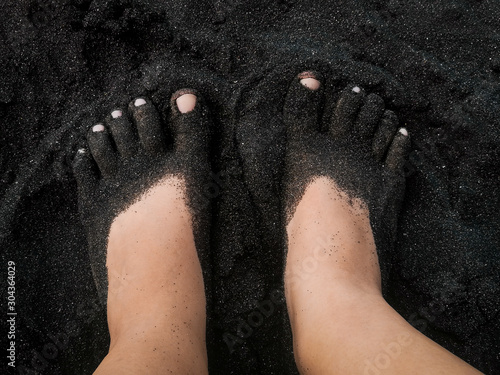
[1,0,499,374]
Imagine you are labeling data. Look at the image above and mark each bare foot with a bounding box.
[283,73,410,286]
[73,91,210,374]
[283,70,410,332]
[282,72,481,375]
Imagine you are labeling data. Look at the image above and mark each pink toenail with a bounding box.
[111,110,122,119]
[92,124,105,132]
[134,98,146,107]
[399,128,408,136]
[352,86,361,94]
[176,94,197,114]
[300,78,321,91]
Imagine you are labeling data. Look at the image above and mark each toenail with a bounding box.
[111,110,122,119]
[176,93,197,114]
[134,98,146,107]
[300,78,321,91]
[352,86,361,94]
[92,124,105,132]
[399,128,408,136]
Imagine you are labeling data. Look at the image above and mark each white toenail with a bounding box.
[77,148,86,154]
[300,78,321,91]
[134,98,146,107]
[111,110,122,119]
[352,86,361,93]
[92,124,105,132]
[399,128,408,136]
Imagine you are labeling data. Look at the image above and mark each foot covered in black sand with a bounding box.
[73,91,211,304]
[283,72,411,275]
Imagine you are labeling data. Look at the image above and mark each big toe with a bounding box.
[283,71,324,137]
[129,97,167,154]
[170,90,209,155]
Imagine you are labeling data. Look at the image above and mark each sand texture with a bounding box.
[1,0,499,374]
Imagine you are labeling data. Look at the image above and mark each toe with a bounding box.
[87,124,118,177]
[175,92,197,114]
[355,93,385,140]
[129,97,166,154]
[283,72,324,136]
[330,85,365,138]
[169,90,209,154]
[106,109,138,158]
[372,110,399,162]
[73,148,98,190]
[385,128,411,172]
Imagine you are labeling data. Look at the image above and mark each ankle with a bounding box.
[289,286,388,371]
[107,303,208,363]
[99,332,208,375]
[285,241,385,368]
[285,270,383,324]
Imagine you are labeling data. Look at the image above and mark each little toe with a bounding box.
[129,97,166,154]
[330,85,365,138]
[170,90,209,154]
[283,72,324,136]
[355,93,385,140]
[385,128,411,172]
[106,109,138,158]
[73,148,98,190]
[87,124,118,177]
[372,110,399,162]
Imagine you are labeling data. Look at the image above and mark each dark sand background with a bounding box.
[1,0,499,374]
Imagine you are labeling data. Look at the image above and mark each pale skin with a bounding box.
[91,85,482,374]
[285,176,482,375]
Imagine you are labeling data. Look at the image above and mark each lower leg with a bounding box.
[286,178,481,375]
[94,179,208,374]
